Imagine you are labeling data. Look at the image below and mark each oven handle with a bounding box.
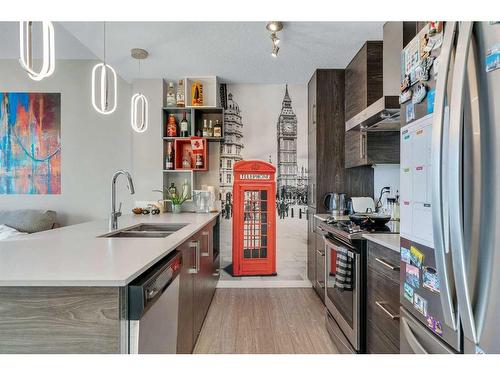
[323,235,356,256]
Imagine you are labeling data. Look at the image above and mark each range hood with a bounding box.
[346,22,405,132]
[345,96,400,131]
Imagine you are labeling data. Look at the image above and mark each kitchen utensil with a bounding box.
[324,192,346,214]
[349,211,392,227]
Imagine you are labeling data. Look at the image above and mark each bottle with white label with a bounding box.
[202,119,209,137]
[180,112,189,137]
[208,120,214,137]
[166,82,176,107]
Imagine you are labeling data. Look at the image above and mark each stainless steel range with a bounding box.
[319,217,399,353]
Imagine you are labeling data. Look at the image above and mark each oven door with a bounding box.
[324,235,361,351]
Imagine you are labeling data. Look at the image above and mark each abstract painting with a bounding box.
[0,93,61,194]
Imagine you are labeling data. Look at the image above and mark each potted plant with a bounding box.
[153,188,191,214]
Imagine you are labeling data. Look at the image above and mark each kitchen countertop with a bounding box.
[0,212,219,287]
[362,233,400,253]
[314,213,351,222]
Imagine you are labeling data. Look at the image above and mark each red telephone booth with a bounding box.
[232,160,276,276]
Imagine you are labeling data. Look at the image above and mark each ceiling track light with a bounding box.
[130,48,149,133]
[19,21,55,81]
[92,22,117,115]
[266,22,283,58]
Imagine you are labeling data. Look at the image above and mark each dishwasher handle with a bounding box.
[128,250,182,320]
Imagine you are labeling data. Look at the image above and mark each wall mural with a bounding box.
[0,93,61,194]
[219,83,309,281]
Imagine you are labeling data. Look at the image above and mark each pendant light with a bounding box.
[92,22,117,115]
[130,48,149,133]
[19,21,55,81]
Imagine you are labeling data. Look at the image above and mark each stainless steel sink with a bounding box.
[99,223,187,238]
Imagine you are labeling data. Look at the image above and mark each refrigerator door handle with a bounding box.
[401,316,428,354]
[448,21,478,344]
[430,21,458,330]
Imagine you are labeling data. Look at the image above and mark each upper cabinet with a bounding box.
[345,41,384,122]
[344,25,406,169]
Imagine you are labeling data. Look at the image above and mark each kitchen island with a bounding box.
[0,212,220,354]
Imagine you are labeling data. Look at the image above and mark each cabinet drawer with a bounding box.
[366,266,400,353]
[366,240,400,353]
[367,241,400,283]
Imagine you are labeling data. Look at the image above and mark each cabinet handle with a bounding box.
[360,132,367,159]
[375,257,399,271]
[201,231,210,256]
[313,104,316,125]
[316,249,325,257]
[317,281,325,289]
[188,241,200,274]
[375,301,400,320]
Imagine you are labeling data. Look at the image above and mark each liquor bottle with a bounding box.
[168,182,178,199]
[165,141,174,170]
[166,114,177,137]
[182,150,191,169]
[166,82,176,107]
[202,119,209,137]
[176,79,185,107]
[180,112,189,137]
[208,120,214,137]
[213,120,222,137]
[195,154,204,169]
[191,80,204,106]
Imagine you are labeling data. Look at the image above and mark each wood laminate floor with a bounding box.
[194,288,338,354]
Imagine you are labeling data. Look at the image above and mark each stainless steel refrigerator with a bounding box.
[399,21,500,354]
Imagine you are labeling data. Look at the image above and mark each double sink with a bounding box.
[100,223,187,238]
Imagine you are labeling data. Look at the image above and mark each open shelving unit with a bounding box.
[161,76,223,210]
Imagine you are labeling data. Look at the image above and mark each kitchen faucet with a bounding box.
[110,170,135,230]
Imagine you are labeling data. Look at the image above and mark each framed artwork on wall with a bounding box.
[0,92,61,194]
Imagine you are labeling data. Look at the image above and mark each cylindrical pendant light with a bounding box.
[19,21,55,81]
[92,22,117,115]
[130,48,149,133]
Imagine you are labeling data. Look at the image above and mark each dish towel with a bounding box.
[335,246,354,291]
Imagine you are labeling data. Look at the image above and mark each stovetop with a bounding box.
[318,216,400,241]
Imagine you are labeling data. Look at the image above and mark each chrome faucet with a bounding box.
[110,170,135,230]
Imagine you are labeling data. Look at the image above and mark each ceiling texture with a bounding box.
[0,21,384,83]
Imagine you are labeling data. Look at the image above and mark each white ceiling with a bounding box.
[0,21,384,83]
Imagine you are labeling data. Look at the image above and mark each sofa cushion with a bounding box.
[0,210,57,233]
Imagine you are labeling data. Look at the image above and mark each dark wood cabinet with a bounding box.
[345,41,383,122]
[177,218,218,354]
[345,129,400,168]
[366,240,400,354]
[314,230,325,302]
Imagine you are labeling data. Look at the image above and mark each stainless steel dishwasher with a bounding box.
[128,250,181,354]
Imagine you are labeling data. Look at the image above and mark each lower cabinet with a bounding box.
[177,218,219,353]
[366,240,400,354]
[314,231,325,302]
[307,208,316,285]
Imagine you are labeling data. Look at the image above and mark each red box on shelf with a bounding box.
[174,137,209,171]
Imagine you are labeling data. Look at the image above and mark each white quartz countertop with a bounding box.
[0,212,219,287]
[362,233,400,253]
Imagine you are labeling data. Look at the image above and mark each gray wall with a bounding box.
[130,79,165,204]
[0,59,133,225]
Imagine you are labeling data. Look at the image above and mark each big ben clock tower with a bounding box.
[276,84,298,197]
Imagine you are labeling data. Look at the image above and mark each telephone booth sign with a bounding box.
[232,160,276,276]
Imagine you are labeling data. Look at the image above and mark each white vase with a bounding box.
[172,204,182,214]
